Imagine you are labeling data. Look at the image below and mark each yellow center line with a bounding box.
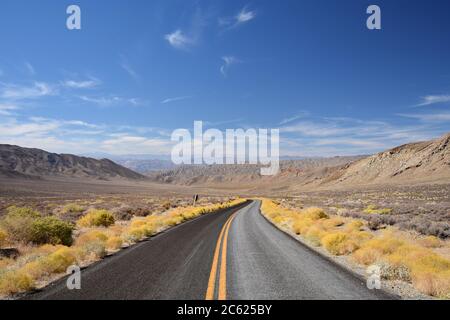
[218,213,236,300]
[205,213,235,300]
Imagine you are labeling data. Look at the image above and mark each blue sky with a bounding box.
[0,0,449,157]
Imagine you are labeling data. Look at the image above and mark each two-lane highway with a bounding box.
[26,200,394,300]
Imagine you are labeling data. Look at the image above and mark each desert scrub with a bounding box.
[61,203,85,215]
[77,209,115,228]
[0,271,34,295]
[261,199,450,298]
[0,206,40,242]
[0,206,73,245]
[30,217,74,246]
[363,205,392,215]
[0,229,7,248]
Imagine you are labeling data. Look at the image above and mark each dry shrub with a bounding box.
[61,203,85,215]
[0,206,40,243]
[304,226,326,246]
[77,209,115,228]
[352,247,384,265]
[303,207,329,220]
[418,236,442,248]
[106,236,123,250]
[345,220,364,232]
[0,229,7,248]
[0,271,34,295]
[322,217,345,229]
[321,232,359,255]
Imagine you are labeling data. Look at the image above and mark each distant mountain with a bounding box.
[0,145,146,181]
[147,156,364,185]
[147,133,450,190]
[114,159,176,173]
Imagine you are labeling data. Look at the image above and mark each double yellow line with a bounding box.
[205,212,237,300]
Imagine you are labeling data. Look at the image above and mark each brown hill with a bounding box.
[315,132,450,187]
[0,144,146,181]
[148,133,450,191]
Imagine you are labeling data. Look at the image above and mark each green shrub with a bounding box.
[30,217,74,246]
[0,206,40,243]
[77,209,115,228]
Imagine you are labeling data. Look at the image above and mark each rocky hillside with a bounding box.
[318,132,450,187]
[148,133,450,190]
[0,145,146,181]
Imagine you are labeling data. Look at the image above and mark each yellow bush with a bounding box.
[106,236,123,250]
[0,271,34,295]
[305,226,326,246]
[76,230,108,246]
[363,205,392,215]
[418,236,442,248]
[61,203,85,215]
[345,220,364,231]
[303,207,329,220]
[321,232,359,255]
[322,217,345,229]
[412,270,450,298]
[0,229,7,247]
[292,218,314,235]
[44,247,77,273]
[77,209,115,228]
[352,247,383,265]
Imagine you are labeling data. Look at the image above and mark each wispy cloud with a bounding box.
[278,112,310,125]
[0,82,55,100]
[0,117,173,155]
[397,111,450,122]
[220,56,240,77]
[277,115,446,157]
[161,95,192,104]
[0,103,19,115]
[79,95,142,107]
[63,77,101,89]
[24,62,36,76]
[219,6,256,29]
[416,94,450,106]
[165,30,195,50]
[120,55,140,81]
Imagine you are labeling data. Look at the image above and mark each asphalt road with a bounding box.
[26,200,393,300]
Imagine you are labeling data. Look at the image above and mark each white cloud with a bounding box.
[161,96,192,104]
[219,7,256,29]
[0,117,173,155]
[0,103,19,115]
[398,112,450,122]
[220,56,240,77]
[63,78,101,89]
[416,95,450,106]
[120,59,140,81]
[236,7,256,24]
[79,95,141,107]
[165,30,195,50]
[0,82,55,100]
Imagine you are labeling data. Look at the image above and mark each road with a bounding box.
[26,200,393,300]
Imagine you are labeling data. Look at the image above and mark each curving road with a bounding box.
[26,200,394,300]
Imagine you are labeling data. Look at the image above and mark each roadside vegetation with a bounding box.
[261,199,450,299]
[0,198,246,297]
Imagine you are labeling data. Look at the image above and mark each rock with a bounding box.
[0,248,20,259]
